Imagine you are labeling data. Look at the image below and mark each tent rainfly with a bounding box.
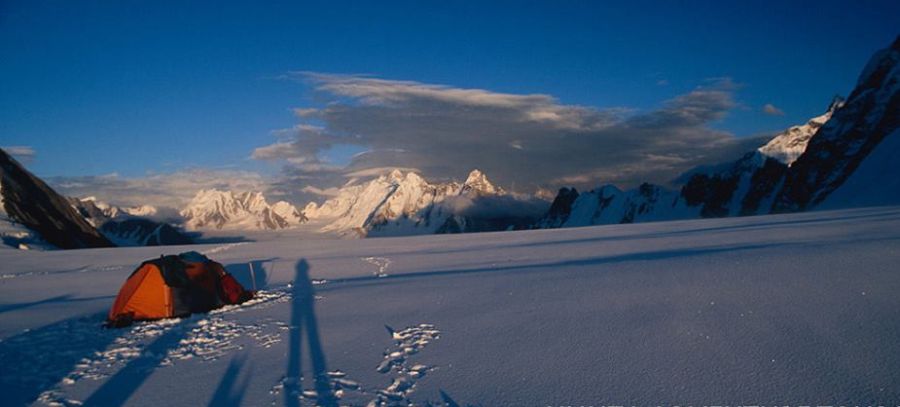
[107,251,253,327]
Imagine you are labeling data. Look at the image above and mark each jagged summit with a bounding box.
[758,97,845,165]
[461,169,500,195]
[385,168,408,183]
[180,189,305,231]
[826,94,846,112]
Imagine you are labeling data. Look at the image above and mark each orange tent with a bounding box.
[107,251,253,327]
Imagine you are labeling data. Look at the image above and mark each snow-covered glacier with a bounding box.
[2,206,899,405]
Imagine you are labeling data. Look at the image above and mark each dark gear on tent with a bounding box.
[106,251,254,328]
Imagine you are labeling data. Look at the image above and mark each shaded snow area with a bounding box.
[2,206,900,406]
[820,129,900,209]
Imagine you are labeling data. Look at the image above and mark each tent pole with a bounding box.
[248,262,258,291]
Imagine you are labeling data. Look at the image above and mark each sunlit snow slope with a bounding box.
[1,206,899,405]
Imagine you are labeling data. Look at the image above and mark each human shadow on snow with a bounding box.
[283,259,337,407]
[82,318,201,406]
[207,353,252,407]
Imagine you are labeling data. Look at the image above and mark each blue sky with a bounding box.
[1,1,898,205]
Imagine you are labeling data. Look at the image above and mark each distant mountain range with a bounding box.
[70,197,193,246]
[303,169,544,237]
[179,189,306,231]
[2,36,897,249]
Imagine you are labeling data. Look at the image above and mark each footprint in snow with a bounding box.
[270,323,441,406]
[370,324,441,405]
[362,257,392,278]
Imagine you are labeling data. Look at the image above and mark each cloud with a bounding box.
[252,73,764,197]
[343,166,421,179]
[443,194,550,220]
[47,169,269,209]
[2,145,35,163]
[762,103,785,116]
[300,185,346,197]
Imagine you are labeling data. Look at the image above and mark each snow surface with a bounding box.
[820,129,900,209]
[2,206,900,405]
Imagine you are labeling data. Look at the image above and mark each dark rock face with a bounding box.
[681,163,740,218]
[100,219,194,246]
[620,183,668,223]
[0,149,114,249]
[541,187,579,226]
[435,215,464,234]
[739,158,789,216]
[680,151,788,218]
[773,36,900,212]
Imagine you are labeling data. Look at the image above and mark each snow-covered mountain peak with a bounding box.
[72,196,159,221]
[757,97,845,166]
[271,200,306,225]
[78,196,119,215]
[371,169,427,187]
[401,170,427,185]
[180,189,304,230]
[195,188,234,202]
[236,191,270,213]
[462,169,500,195]
[385,168,407,183]
[71,197,122,226]
[825,95,846,113]
[303,201,320,218]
